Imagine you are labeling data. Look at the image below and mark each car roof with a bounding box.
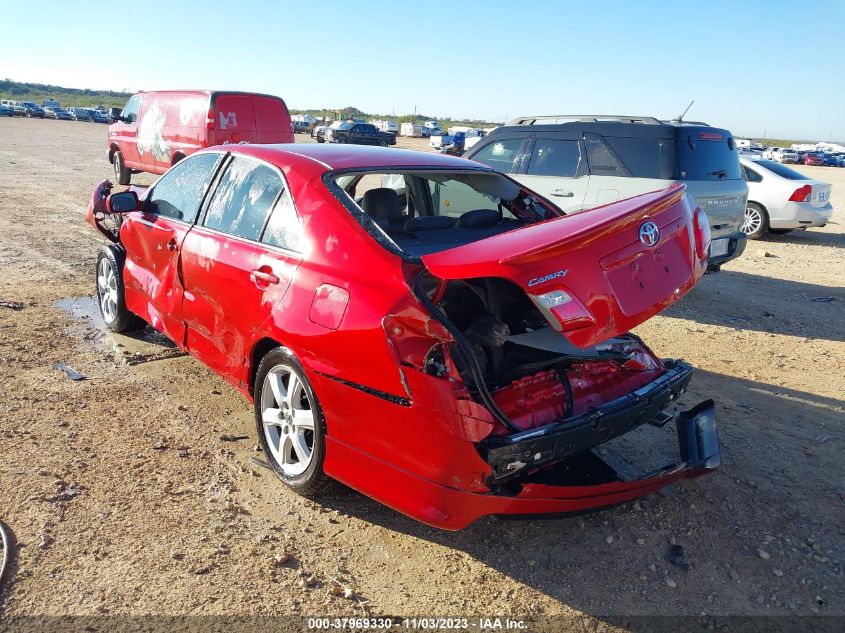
[215,143,493,173]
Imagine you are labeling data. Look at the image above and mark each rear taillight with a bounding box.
[788,185,812,202]
[531,289,595,332]
[693,207,711,259]
[206,108,215,130]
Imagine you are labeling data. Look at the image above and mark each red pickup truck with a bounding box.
[107,90,293,184]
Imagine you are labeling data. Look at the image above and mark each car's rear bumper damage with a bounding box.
[480,359,696,482]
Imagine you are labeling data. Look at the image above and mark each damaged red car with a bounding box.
[86,144,720,530]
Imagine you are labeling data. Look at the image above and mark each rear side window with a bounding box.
[262,189,304,252]
[469,138,524,173]
[742,165,763,183]
[203,156,283,240]
[604,136,676,179]
[585,134,630,177]
[427,179,501,218]
[525,139,583,177]
[147,152,221,222]
[677,131,742,181]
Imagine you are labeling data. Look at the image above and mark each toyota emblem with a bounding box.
[639,221,660,247]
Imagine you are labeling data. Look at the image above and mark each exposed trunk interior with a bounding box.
[424,275,668,434]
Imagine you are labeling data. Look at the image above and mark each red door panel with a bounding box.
[119,212,191,344]
[211,95,257,145]
[179,227,301,386]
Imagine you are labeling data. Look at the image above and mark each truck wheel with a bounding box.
[336,137,347,144]
[113,151,131,185]
[255,347,332,497]
[379,139,388,147]
[96,247,146,333]
[741,203,768,240]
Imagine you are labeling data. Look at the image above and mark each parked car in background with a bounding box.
[312,124,328,141]
[293,120,311,134]
[85,143,719,529]
[85,108,110,123]
[821,153,840,167]
[465,114,748,268]
[67,107,92,122]
[42,98,61,109]
[803,152,825,166]
[20,101,45,118]
[0,104,13,117]
[107,89,294,184]
[326,122,395,146]
[766,147,799,164]
[0,100,26,116]
[422,120,443,137]
[739,157,833,239]
[44,107,73,121]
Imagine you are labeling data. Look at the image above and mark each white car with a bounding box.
[740,157,833,239]
[765,147,799,164]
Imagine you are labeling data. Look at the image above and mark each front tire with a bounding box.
[113,150,131,185]
[255,348,331,497]
[741,202,768,240]
[96,248,146,333]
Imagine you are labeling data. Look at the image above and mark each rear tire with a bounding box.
[741,202,768,240]
[113,151,131,185]
[254,347,332,497]
[336,137,347,144]
[379,139,388,147]
[95,247,146,333]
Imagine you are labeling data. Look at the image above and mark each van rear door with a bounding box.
[253,95,294,143]
[210,94,257,145]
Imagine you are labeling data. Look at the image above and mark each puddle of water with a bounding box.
[55,296,186,365]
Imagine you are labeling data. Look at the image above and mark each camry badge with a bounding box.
[639,221,660,247]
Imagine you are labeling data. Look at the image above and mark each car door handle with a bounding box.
[551,189,575,198]
[250,268,280,286]
[167,238,178,251]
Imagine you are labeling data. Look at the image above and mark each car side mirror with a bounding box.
[106,191,140,213]
[109,107,123,122]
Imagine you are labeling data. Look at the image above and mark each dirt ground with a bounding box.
[0,118,842,629]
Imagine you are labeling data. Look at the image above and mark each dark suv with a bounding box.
[464,115,748,268]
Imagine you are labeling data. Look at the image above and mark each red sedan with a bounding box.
[803,153,825,166]
[86,144,720,529]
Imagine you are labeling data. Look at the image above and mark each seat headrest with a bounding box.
[455,208,500,228]
[362,188,402,223]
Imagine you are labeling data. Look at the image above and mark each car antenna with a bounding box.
[676,100,695,123]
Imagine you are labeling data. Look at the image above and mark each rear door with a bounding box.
[211,94,257,145]
[253,95,294,144]
[180,154,301,385]
[119,151,223,344]
[511,133,590,214]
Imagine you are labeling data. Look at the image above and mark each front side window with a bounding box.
[203,156,283,241]
[469,138,524,173]
[122,95,140,123]
[525,139,583,177]
[147,152,222,222]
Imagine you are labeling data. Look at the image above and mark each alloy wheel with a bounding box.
[97,258,117,323]
[260,365,316,476]
[741,206,762,236]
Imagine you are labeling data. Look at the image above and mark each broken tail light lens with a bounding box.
[788,185,812,202]
[531,289,595,332]
[693,207,711,259]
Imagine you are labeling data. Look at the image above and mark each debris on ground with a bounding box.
[665,544,690,571]
[220,434,250,442]
[812,296,837,303]
[52,362,86,381]
[249,457,272,470]
[0,301,24,310]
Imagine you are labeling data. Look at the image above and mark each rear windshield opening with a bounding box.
[678,131,742,181]
[327,170,562,258]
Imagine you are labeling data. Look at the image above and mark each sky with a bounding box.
[2,0,843,140]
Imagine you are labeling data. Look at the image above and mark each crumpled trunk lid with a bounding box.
[420,185,707,348]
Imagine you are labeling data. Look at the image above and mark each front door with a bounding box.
[179,154,301,386]
[111,94,142,166]
[119,151,223,345]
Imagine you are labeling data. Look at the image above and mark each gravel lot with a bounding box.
[0,118,842,629]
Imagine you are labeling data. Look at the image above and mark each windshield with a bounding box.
[756,160,810,180]
[328,169,561,258]
[677,129,742,181]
